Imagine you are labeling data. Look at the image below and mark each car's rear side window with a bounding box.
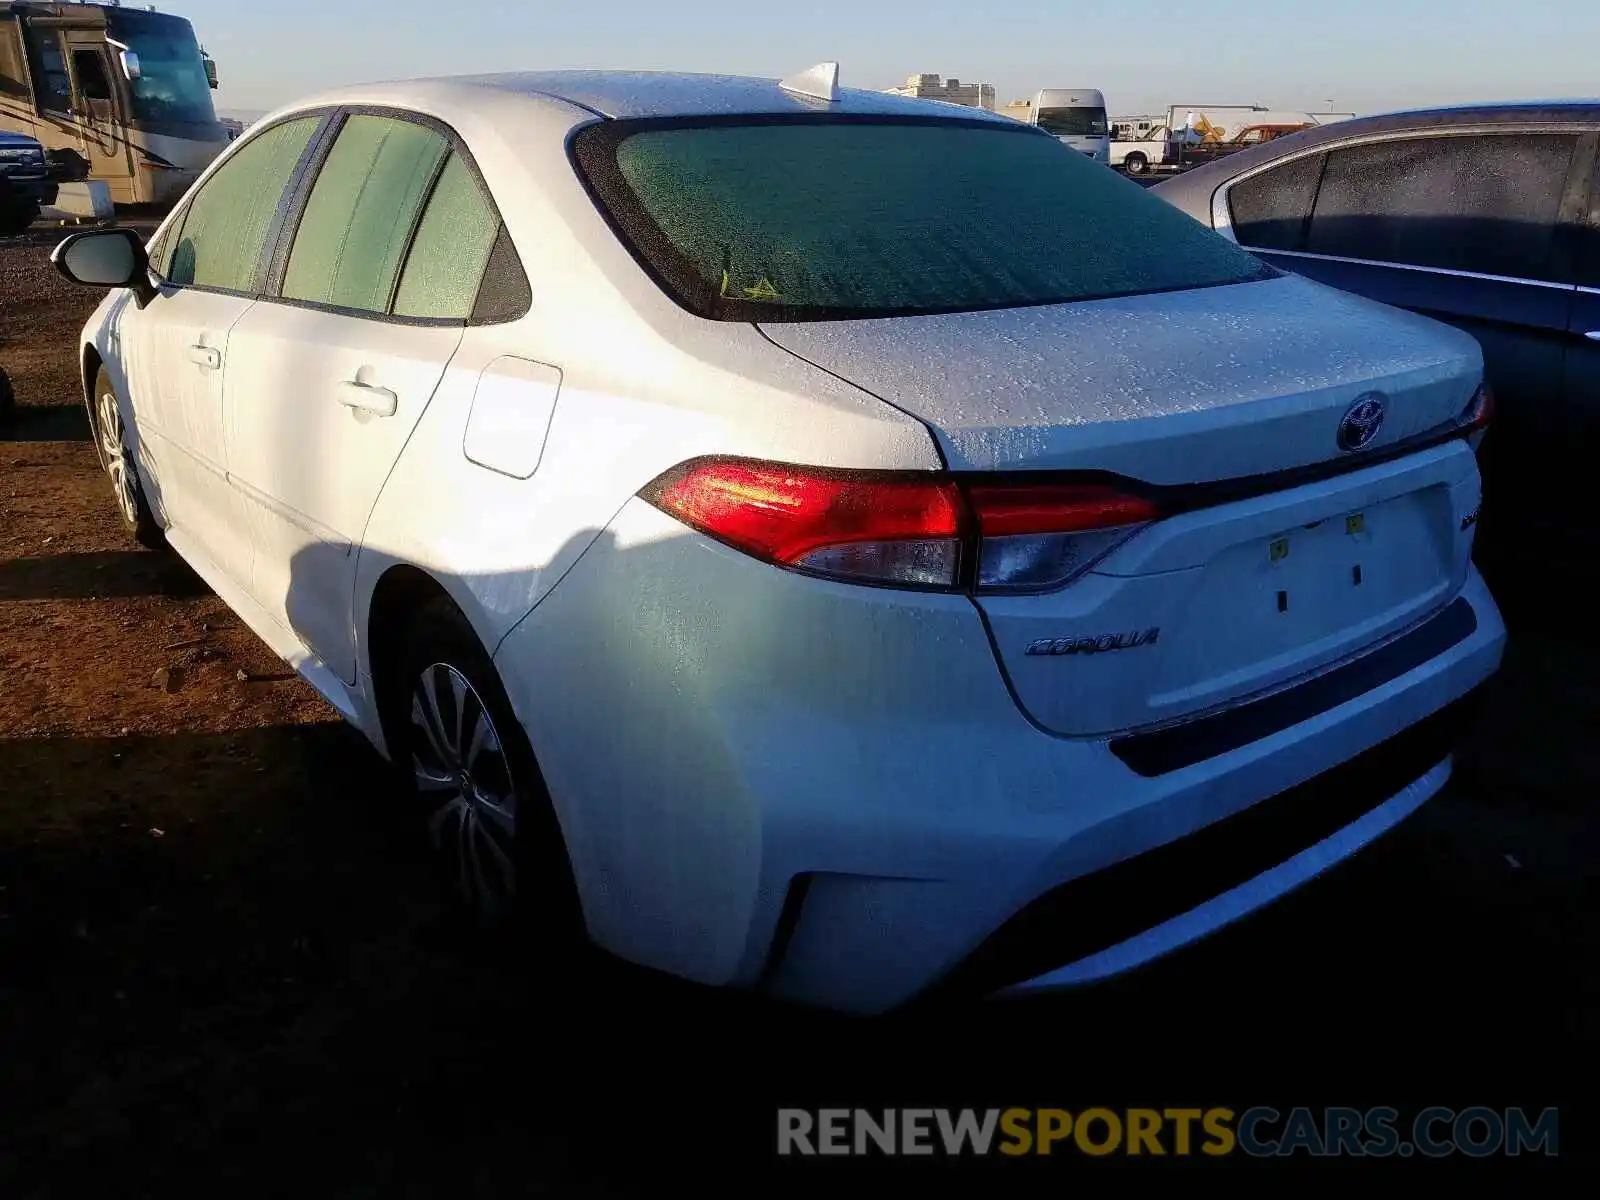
[1304,133,1580,282]
[392,153,501,320]
[571,116,1274,321]
[165,116,320,292]
[282,114,449,314]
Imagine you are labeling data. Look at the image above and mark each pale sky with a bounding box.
[182,0,1598,121]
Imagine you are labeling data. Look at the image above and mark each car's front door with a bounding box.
[223,112,503,682]
[118,113,325,588]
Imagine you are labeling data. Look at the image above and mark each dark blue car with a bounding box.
[1153,103,1600,601]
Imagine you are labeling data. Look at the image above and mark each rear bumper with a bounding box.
[495,499,1506,1014]
[1,175,56,206]
[940,692,1472,1000]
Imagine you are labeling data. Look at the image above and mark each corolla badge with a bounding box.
[1337,393,1387,451]
[1026,628,1160,656]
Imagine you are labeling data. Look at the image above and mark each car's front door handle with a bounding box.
[337,380,398,417]
[186,344,221,369]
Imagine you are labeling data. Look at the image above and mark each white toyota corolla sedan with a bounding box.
[53,65,1504,1013]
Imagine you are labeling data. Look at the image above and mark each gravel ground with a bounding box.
[1,223,1595,1191]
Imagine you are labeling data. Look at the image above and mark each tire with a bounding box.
[0,366,14,424]
[394,596,584,946]
[0,198,40,235]
[90,366,163,548]
[1123,152,1149,176]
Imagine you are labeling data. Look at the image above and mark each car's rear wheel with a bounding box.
[91,366,162,548]
[1123,152,1149,176]
[396,598,583,944]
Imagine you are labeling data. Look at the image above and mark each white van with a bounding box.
[1031,88,1109,163]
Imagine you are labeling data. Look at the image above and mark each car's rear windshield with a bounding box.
[569,114,1274,322]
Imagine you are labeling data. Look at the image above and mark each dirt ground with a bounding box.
[1,225,1596,1192]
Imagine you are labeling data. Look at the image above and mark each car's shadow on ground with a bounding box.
[0,655,1592,1192]
[0,548,209,601]
[0,402,91,442]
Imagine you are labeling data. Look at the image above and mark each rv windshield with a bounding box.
[107,10,216,125]
[1035,107,1108,137]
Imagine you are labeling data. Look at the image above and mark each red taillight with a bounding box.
[964,482,1162,535]
[640,458,1160,592]
[641,459,965,587]
[1460,380,1493,433]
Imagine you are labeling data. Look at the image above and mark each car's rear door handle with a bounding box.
[337,380,397,417]
[187,344,221,369]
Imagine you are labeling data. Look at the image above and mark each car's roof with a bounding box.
[1252,99,1600,148]
[283,70,1021,124]
[1151,99,1600,201]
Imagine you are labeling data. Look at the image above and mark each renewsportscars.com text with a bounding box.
[777,1106,1558,1157]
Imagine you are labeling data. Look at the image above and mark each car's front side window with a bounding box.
[163,116,322,292]
[280,114,450,315]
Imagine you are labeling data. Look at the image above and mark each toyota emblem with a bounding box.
[1337,393,1387,452]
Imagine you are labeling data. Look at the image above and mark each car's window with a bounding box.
[1228,153,1328,251]
[71,50,112,102]
[1035,106,1108,137]
[165,116,320,292]
[1585,166,1600,290]
[282,114,449,314]
[392,154,502,320]
[470,226,533,324]
[572,117,1274,321]
[144,220,175,277]
[24,31,72,113]
[1304,133,1580,282]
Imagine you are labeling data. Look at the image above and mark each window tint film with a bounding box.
[1228,153,1326,251]
[574,117,1273,321]
[167,116,319,291]
[392,154,500,319]
[283,115,449,313]
[1306,133,1579,281]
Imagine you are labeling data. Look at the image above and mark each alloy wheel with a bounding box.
[97,387,138,524]
[410,662,518,917]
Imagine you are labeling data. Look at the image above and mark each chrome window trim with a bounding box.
[1246,246,1577,291]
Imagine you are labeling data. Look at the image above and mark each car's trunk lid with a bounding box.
[761,274,1485,737]
[759,273,1480,482]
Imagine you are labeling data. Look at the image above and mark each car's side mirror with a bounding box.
[51,228,156,307]
[203,55,217,89]
[117,48,140,81]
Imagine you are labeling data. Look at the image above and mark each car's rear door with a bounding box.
[222,110,503,683]
[1560,148,1600,566]
[1220,129,1591,576]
